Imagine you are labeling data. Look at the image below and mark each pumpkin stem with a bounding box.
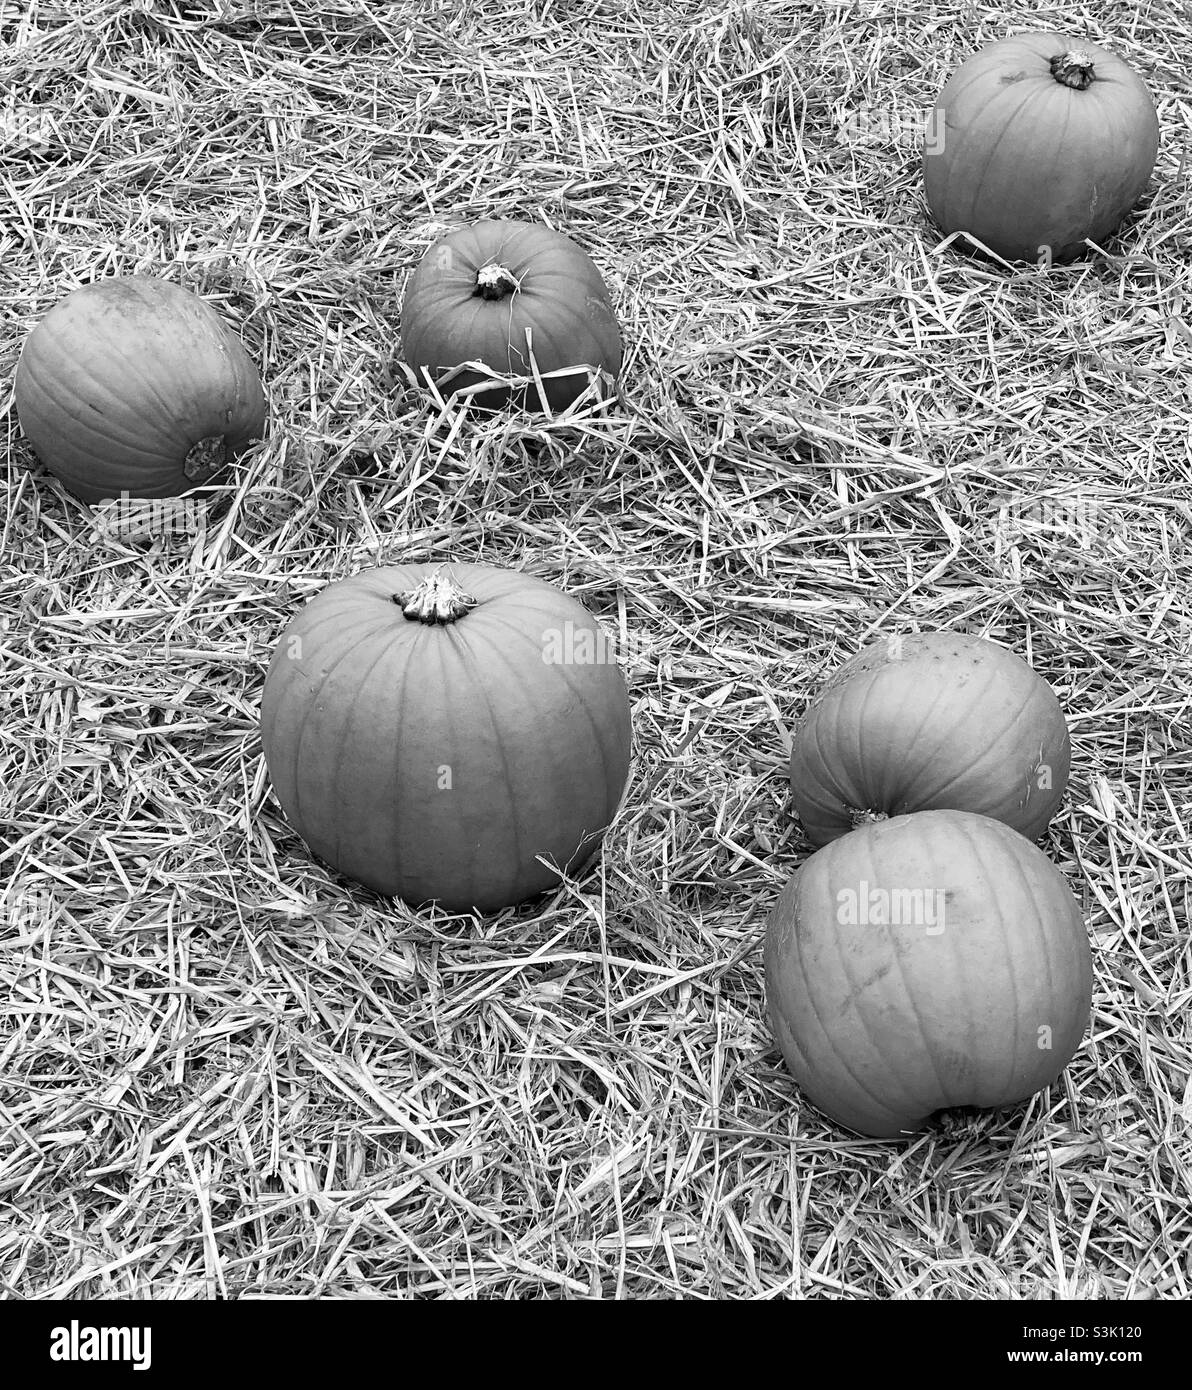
[1050,50,1096,90]
[183,434,228,483]
[475,263,520,300]
[395,570,477,624]
[848,807,889,829]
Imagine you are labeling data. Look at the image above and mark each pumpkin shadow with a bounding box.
[79,478,239,549]
[262,828,614,929]
[923,1104,996,1138]
[392,355,620,420]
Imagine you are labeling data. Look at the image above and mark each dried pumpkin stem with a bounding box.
[475,263,520,300]
[183,434,228,482]
[395,571,477,624]
[1050,50,1096,90]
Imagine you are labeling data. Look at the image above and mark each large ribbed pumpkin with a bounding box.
[765,810,1093,1138]
[923,32,1159,264]
[14,275,266,502]
[789,632,1070,845]
[260,563,632,913]
[400,219,622,412]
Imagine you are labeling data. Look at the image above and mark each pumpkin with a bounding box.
[923,32,1159,264]
[260,563,632,913]
[789,631,1069,845]
[765,809,1092,1137]
[400,219,622,412]
[14,275,265,503]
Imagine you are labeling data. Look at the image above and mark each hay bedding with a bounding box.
[0,0,1188,1302]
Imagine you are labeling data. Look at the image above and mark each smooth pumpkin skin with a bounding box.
[789,631,1070,845]
[923,32,1159,263]
[764,810,1093,1138]
[14,275,266,502]
[260,563,632,914]
[400,219,622,411]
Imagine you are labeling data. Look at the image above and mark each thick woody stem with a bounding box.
[395,571,477,624]
[1049,51,1096,90]
[475,263,520,300]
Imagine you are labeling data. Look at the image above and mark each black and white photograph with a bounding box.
[0,0,1187,1338]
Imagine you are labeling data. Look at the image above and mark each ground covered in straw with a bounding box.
[1,0,1189,1300]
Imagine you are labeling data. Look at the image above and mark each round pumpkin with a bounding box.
[260,563,632,913]
[765,809,1093,1137]
[14,275,266,503]
[400,219,622,412]
[923,32,1159,264]
[789,631,1070,845]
